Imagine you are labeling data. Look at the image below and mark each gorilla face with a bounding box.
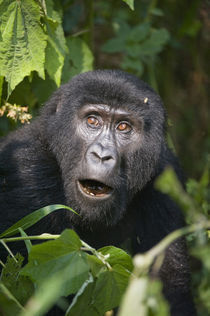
[76,104,143,197]
[44,70,166,228]
[71,103,143,226]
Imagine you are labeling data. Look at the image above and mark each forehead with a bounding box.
[67,71,153,108]
[58,70,164,122]
[78,104,134,116]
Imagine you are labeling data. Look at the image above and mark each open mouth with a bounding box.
[78,179,113,198]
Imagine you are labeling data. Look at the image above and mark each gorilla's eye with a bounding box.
[117,122,132,133]
[87,116,100,128]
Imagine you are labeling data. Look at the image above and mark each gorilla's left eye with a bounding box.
[117,122,132,133]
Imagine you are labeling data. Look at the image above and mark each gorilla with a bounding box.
[0,70,195,315]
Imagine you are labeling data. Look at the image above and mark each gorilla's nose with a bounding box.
[86,143,118,169]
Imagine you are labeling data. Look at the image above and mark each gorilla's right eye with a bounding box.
[87,116,100,128]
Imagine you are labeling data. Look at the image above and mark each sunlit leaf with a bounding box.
[44,0,67,86]
[122,0,134,10]
[0,0,47,96]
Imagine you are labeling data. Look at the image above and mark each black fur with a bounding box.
[0,70,195,315]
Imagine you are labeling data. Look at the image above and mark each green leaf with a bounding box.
[44,0,67,86]
[92,264,130,314]
[155,168,195,214]
[122,0,134,10]
[0,76,3,103]
[22,251,89,297]
[0,0,47,97]
[121,57,144,76]
[150,8,164,17]
[62,37,94,82]
[118,277,148,316]
[21,230,89,296]
[1,254,34,306]
[102,37,126,53]
[25,230,82,263]
[146,280,169,316]
[128,23,150,43]
[19,270,73,316]
[66,274,98,316]
[31,73,57,104]
[87,255,106,277]
[0,204,78,238]
[191,244,210,270]
[98,246,133,271]
[102,22,130,54]
[0,282,24,315]
[200,167,209,188]
[139,28,170,56]
[18,228,32,254]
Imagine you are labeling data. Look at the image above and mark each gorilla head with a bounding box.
[39,70,166,228]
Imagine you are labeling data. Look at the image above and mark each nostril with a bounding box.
[91,151,101,160]
[102,155,113,161]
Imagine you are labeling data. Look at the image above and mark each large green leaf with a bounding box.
[92,264,130,314]
[24,230,82,262]
[0,0,47,96]
[67,264,130,315]
[21,230,89,296]
[66,274,98,316]
[44,0,67,86]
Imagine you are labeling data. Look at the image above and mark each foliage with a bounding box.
[0,220,133,315]
[102,21,169,76]
[0,168,209,315]
[0,0,47,96]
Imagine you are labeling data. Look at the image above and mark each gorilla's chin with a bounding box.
[66,184,127,229]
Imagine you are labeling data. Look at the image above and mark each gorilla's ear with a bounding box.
[56,99,63,113]
[42,88,65,116]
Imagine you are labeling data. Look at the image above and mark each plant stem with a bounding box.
[134,220,210,275]
[0,240,17,262]
[0,233,60,243]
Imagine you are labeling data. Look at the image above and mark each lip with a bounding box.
[77,179,113,199]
